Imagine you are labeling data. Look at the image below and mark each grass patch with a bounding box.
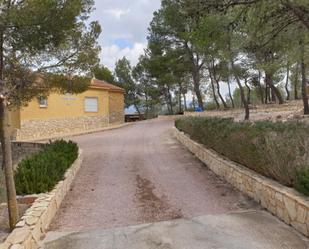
[15,140,78,195]
[175,117,309,196]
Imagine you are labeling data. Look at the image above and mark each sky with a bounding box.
[90,0,234,111]
[91,0,161,70]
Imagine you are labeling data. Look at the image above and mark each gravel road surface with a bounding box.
[45,118,308,248]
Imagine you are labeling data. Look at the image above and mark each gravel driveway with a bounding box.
[45,117,308,248]
[50,118,255,231]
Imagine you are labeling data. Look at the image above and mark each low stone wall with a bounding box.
[16,116,110,141]
[109,111,125,124]
[0,150,83,249]
[173,127,309,237]
[0,142,46,167]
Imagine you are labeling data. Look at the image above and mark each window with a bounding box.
[38,96,48,108]
[84,97,98,112]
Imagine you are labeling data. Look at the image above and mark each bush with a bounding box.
[295,168,309,196]
[15,140,79,195]
[175,117,309,196]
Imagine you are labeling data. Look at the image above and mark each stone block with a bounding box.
[291,221,308,236]
[275,192,283,202]
[284,197,297,221]
[25,216,39,226]
[31,223,42,243]
[21,235,36,249]
[10,245,24,249]
[297,205,307,224]
[6,228,31,245]
[0,242,11,249]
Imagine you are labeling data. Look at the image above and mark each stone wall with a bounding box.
[109,92,124,124]
[0,150,83,249]
[16,115,109,141]
[109,111,125,124]
[174,127,309,237]
[0,142,46,167]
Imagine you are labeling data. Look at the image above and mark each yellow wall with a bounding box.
[109,92,125,115]
[9,107,21,129]
[20,89,110,121]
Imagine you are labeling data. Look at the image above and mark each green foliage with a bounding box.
[15,140,79,195]
[2,0,101,107]
[92,65,115,83]
[295,168,309,196]
[175,117,309,195]
[114,57,141,110]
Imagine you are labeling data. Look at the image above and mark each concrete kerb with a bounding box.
[173,127,309,237]
[0,150,84,249]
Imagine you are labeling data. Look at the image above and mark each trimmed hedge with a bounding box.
[175,117,309,196]
[15,140,78,195]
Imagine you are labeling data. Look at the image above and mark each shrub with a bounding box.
[175,117,309,196]
[15,140,78,195]
[295,168,309,196]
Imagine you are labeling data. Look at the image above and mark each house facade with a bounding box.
[12,79,125,140]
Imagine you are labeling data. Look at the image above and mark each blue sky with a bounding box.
[91,0,161,70]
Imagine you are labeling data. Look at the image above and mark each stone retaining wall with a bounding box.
[0,150,83,249]
[16,116,109,141]
[2,142,46,167]
[173,127,309,237]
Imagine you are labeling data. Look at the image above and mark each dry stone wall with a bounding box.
[0,150,83,249]
[109,111,125,124]
[0,142,46,167]
[16,116,109,141]
[174,127,309,237]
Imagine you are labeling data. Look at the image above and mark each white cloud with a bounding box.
[103,8,130,19]
[91,0,161,70]
[101,42,146,70]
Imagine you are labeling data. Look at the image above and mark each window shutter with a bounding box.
[85,97,98,112]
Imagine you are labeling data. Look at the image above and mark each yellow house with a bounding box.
[13,79,125,140]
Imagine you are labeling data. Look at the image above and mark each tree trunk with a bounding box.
[227,80,235,108]
[0,28,19,230]
[258,70,264,104]
[231,60,249,120]
[178,91,182,114]
[183,93,187,111]
[192,96,196,110]
[271,89,276,103]
[285,62,290,101]
[227,33,249,119]
[244,78,251,105]
[300,38,309,114]
[265,72,284,104]
[209,70,220,109]
[167,87,174,115]
[192,70,204,110]
[215,79,228,109]
[294,62,300,100]
[134,104,141,116]
[145,95,149,116]
[0,101,19,230]
[265,84,268,104]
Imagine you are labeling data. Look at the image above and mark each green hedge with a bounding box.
[175,117,309,196]
[15,140,79,195]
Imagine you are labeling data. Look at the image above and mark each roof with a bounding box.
[90,79,125,93]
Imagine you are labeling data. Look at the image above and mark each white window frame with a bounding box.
[38,96,48,108]
[84,97,98,113]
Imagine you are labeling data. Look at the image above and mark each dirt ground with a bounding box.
[186,100,307,122]
[0,203,30,242]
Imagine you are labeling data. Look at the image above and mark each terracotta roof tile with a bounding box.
[90,79,125,93]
